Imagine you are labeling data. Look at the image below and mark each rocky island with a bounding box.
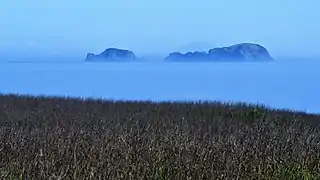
[85,43,273,62]
[85,48,137,61]
[164,43,273,61]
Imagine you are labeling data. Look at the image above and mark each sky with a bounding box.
[0,0,319,58]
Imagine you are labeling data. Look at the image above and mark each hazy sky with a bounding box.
[0,0,319,57]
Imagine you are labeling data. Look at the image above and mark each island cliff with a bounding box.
[164,43,273,61]
[85,48,136,61]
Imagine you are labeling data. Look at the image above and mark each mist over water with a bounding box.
[1,58,319,114]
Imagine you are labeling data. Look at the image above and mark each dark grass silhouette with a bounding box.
[1,94,320,179]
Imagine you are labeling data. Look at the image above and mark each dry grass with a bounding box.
[0,93,320,179]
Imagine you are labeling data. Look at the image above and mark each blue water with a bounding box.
[1,59,319,114]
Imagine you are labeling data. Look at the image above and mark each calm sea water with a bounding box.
[1,58,319,114]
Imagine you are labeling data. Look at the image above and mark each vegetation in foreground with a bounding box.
[0,94,320,180]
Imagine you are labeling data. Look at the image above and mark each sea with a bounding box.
[1,57,319,114]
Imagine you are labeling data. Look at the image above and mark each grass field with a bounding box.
[0,94,320,179]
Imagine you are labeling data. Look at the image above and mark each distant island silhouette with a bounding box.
[165,43,273,61]
[85,48,137,61]
[85,43,273,62]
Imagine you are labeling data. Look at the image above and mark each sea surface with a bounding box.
[1,58,319,114]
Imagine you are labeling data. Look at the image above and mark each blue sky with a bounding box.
[0,0,319,58]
